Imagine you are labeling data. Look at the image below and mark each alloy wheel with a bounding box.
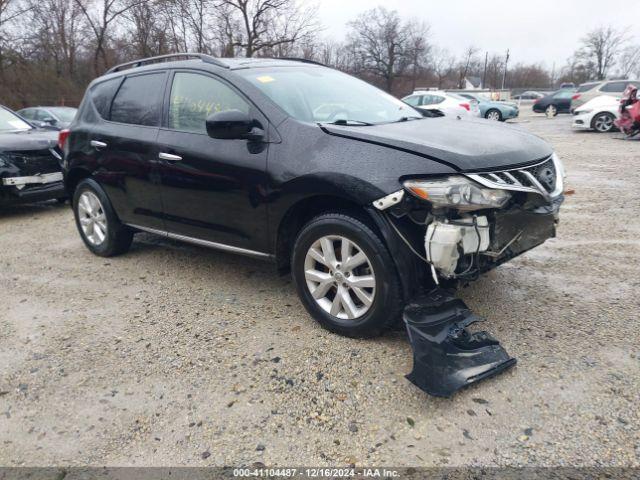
[545,105,557,118]
[486,110,501,121]
[77,191,108,246]
[303,235,376,320]
[594,113,614,132]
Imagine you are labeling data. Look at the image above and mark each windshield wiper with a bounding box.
[324,119,374,126]
[391,116,424,123]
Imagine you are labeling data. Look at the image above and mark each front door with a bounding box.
[156,70,270,253]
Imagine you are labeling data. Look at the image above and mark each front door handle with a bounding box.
[90,140,107,149]
[159,152,182,162]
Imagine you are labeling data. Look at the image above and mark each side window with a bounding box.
[111,73,165,126]
[20,109,35,119]
[421,95,432,105]
[403,95,421,107]
[600,81,627,93]
[431,95,445,104]
[168,72,250,134]
[90,78,122,120]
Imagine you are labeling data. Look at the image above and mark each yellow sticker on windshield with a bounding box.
[256,75,275,83]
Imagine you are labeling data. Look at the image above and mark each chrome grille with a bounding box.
[466,155,563,200]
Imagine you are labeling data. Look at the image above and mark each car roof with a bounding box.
[104,54,323,76]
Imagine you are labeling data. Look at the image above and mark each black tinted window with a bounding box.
[168,72,249,134]
[600,81,627,93]
[111,73,165,126]
[91,78,121,119]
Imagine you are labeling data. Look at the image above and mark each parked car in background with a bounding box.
[62,54,564,338]
[402,90,480,117]
[0,106,65,206]
[570,80,640,112]
[532,89,576,117]
[571,95,620,133]
[457,92,519,121]
[17,106,77,130]
[512,91,544,100]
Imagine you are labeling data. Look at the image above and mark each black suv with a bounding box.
[62,54,564,338]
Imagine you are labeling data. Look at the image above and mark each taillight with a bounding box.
[460,103,470,111]
[58,129,70,150]
[572,94,581,100]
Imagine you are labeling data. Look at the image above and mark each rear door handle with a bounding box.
[90,140,107,149]
[159,152,182,162]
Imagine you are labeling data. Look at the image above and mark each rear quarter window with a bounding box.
[577,83,598,93]
[110,73,165,126]
[90,78,122,119]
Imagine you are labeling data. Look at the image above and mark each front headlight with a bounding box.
[403,176,511,211]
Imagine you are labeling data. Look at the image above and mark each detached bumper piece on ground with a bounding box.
[404,289,516,397]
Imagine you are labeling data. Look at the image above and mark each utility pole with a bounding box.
[482,51,488,89]
[501,49,510,90]
[550,61,556,88]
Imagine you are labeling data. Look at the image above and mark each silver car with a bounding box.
[571,80,640,112]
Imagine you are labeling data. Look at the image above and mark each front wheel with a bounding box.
[485,109,502,121]
[73,178,133,257]
[291,213,403,338]
[592,112,615,132]
[545,104,558,117]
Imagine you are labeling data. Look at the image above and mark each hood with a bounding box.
[0,128,59,152]
[321,117,552,172]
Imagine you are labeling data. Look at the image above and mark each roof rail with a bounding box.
[279,57,326,67]
[106,53,229,74]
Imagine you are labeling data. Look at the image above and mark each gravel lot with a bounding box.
[1,110,639,468]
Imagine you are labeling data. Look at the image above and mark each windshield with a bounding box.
[0,108,31,132]
[49,107,76,122]
[238,67,422,124]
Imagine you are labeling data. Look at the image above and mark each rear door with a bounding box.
[155,70,270,253]
[87,71,167,229]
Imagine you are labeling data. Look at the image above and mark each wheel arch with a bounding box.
[64,167,92,197]
[274,193,423,302]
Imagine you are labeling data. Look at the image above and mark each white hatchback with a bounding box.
[572,95,620,133]
[403,90,481,118]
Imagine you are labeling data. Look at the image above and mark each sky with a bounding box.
[316,0,640,70]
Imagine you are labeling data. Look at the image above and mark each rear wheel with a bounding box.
[485,109,502,121]
[291,212,403,338]
[73,178,133,257]
[592,112,615,132]
[545,104,558,117]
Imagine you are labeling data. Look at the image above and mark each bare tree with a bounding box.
[74,0,150,74]
[576,25,628,80]
[347,7,417,92]
[214,0,319,57]
[456,45,479,89]
[616,44,640,79]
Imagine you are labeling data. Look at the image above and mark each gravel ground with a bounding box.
[1,110,639,468]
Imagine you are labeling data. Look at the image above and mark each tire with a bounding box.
[72,178,133,257]
[485,109,502,121]
[545,104,558,117]
[291,212,403,338]
[591,112,615,133]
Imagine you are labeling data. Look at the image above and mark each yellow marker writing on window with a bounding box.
[256,75,275,83]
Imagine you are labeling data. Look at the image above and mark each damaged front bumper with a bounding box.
[2,172,63,188]
[404,289,516,397]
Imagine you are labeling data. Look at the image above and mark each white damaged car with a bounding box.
[572,95,620,133]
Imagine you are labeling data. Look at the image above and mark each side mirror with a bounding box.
[205,110,264,141]
[42,117,57,125]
